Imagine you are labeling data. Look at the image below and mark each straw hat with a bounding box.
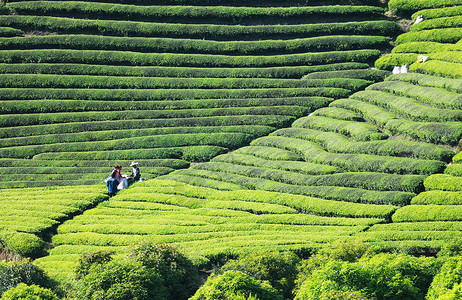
[130,161,139,167]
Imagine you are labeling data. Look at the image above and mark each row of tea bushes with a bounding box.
[5,2,387,24]
[34,179,385,282]
[0,185,107,256]
[0,0,400,187]
[0,16,401,39]
[377,1,462,78]
[0,62,371,79]
[363,154,462,250]
[0,34,392,55]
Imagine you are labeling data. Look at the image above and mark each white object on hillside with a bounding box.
[392,66,401,74]
[418,55,429,63]
[401,65,408,73]
[414,15,425,25]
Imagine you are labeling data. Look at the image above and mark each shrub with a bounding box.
[351,90,462,122]
[75,250,114,279]
[0,232,44,257]
[127,242,200,300]
[272,127,454,162]
[0,15,400,40]
[190,270,283,300]
[0,260,51,297]
[221,251,300,299]
[392,205,462,222]
[7,2,386,25]
[0,27,23,37]
[0,283,58,300]
[387,73,462,93]
[296,253,438,300]
[251,136,441,175]
[70,259,167,300]
[0,33,390,55]
[411,16,462,32]
[396,28,462,44]
[411,60,462,79]
[424,174,462,192]
[438,238,462,258]
[368,80,462,110]
[0,48,381,68]
[388,0,462,17]
[375,53,418,70]
[292,115,387,141]
[0,62,370,79]
[427,256,462,300]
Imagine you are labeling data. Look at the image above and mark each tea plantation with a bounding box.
[0,0,462,298]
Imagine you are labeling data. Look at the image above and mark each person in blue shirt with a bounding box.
[106,171,119,197]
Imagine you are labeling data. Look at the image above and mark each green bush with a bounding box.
[221,251,300,299]
[388,0,462,17]
[0,34,391,55]
[0,132,254,159]
[0,106,308,128]
[368,80,462,110]
[375,53,418,70]
[0,48,381,68]
[272,127,454,162]
[438,238,462,258]
[331,98,396,127]
[127,242,200,300]
[396,28,462,44]
[427,256,462,300]
[446,164,462,176]
[351,90,462,122]
[0,27,23,37]
[0,115,293,139]
[0,62,370,79]
[0,260,52,297]
[296,253,438,300]
[411,191,462,205]
[7,2,386,24]
[311,106,363,121]
[70,259,167,300]
[0,74,370,90]
[234,146,302,161]
[0,15,400,40]
[32,146,227,162]
[391,41,453,53]
[212,153,341,175]
[0,233,44,257]
[0,86,347,102]
[75,250,114,279]
[411,16,462,32]
[411,5,462,21]
[387,73,462,93]
[4,0,384,6]
[163,169,399,217]
[411,60,462,79]
[292,115,387,141]
[0,97,330,115]
[384,119,462,146]
[424,174,462,192]
[193,161,426,193]
[392,205,462,222]
[190,270,283,300]
[251,136,441,175]
[0,283,58,300]
[302,68,390,82]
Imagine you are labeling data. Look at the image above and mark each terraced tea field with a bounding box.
[0,0,400,188]
[0,0,461,289]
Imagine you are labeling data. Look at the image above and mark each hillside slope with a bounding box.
[0,0,399,188]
